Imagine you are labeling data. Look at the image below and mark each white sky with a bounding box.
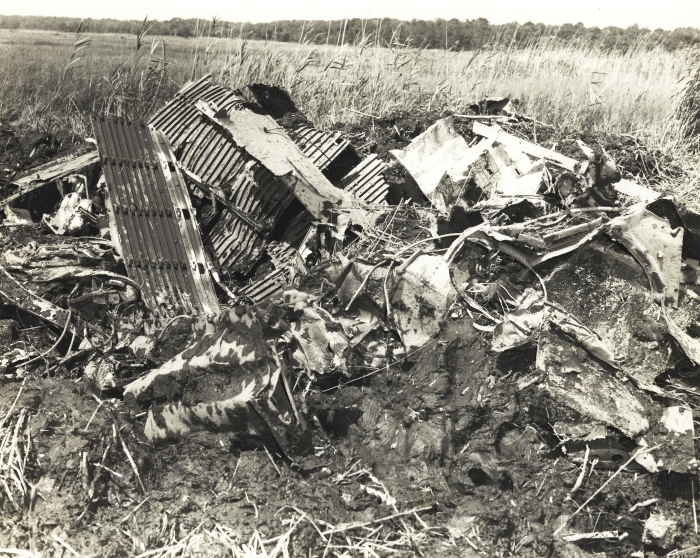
[3,0,700,31]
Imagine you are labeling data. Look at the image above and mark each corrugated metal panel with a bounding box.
[340,154,390,205]
[267,241,298,270]
[150,76,296,273]
[93,117,220,319]
[290,126,351,171]
[150,75,246,147]
[237,268,290,304]
[236,242,300,304]
[281,210,313,249]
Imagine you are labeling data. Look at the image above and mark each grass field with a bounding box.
[0,26,698,165]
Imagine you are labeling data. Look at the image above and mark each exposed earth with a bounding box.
[1,107,700,558]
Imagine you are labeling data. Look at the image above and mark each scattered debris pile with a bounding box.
[2,85,700,556]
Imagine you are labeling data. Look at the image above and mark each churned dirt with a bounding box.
[1,110,699,557]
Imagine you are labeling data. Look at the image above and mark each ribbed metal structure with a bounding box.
[290,126,351,171]
[177,123,294,273]
[150,76,295,273]
[237,268,291,304]
[237,242,300,304]
[149,75,246,147]
[341,154,390,204]
[267,241,298,270]
[93,117,220,318]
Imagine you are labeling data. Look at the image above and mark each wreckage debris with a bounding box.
[150,76,296,274]
[340,154,391,205]
[93,117,220,318]
[4,75,700,556]
[2,147,101,226]
[149,75,383,287]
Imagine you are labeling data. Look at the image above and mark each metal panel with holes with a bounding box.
[93,117,220,318]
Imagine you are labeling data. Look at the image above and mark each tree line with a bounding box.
[1,14,699,52]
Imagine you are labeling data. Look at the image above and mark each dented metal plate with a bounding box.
[607,206,684,307]
[544,241,669,389]
[537,330,656,438]
[605,205,700,372]
[390,117,492,211]
[391,254,456,351]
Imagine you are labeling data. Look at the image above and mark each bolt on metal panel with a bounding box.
[93,116,220,318]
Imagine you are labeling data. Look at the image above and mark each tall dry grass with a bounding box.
[0,21,697,155]
[678,51,700,142]
[0,21,172,139]
[184,23,696,149]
